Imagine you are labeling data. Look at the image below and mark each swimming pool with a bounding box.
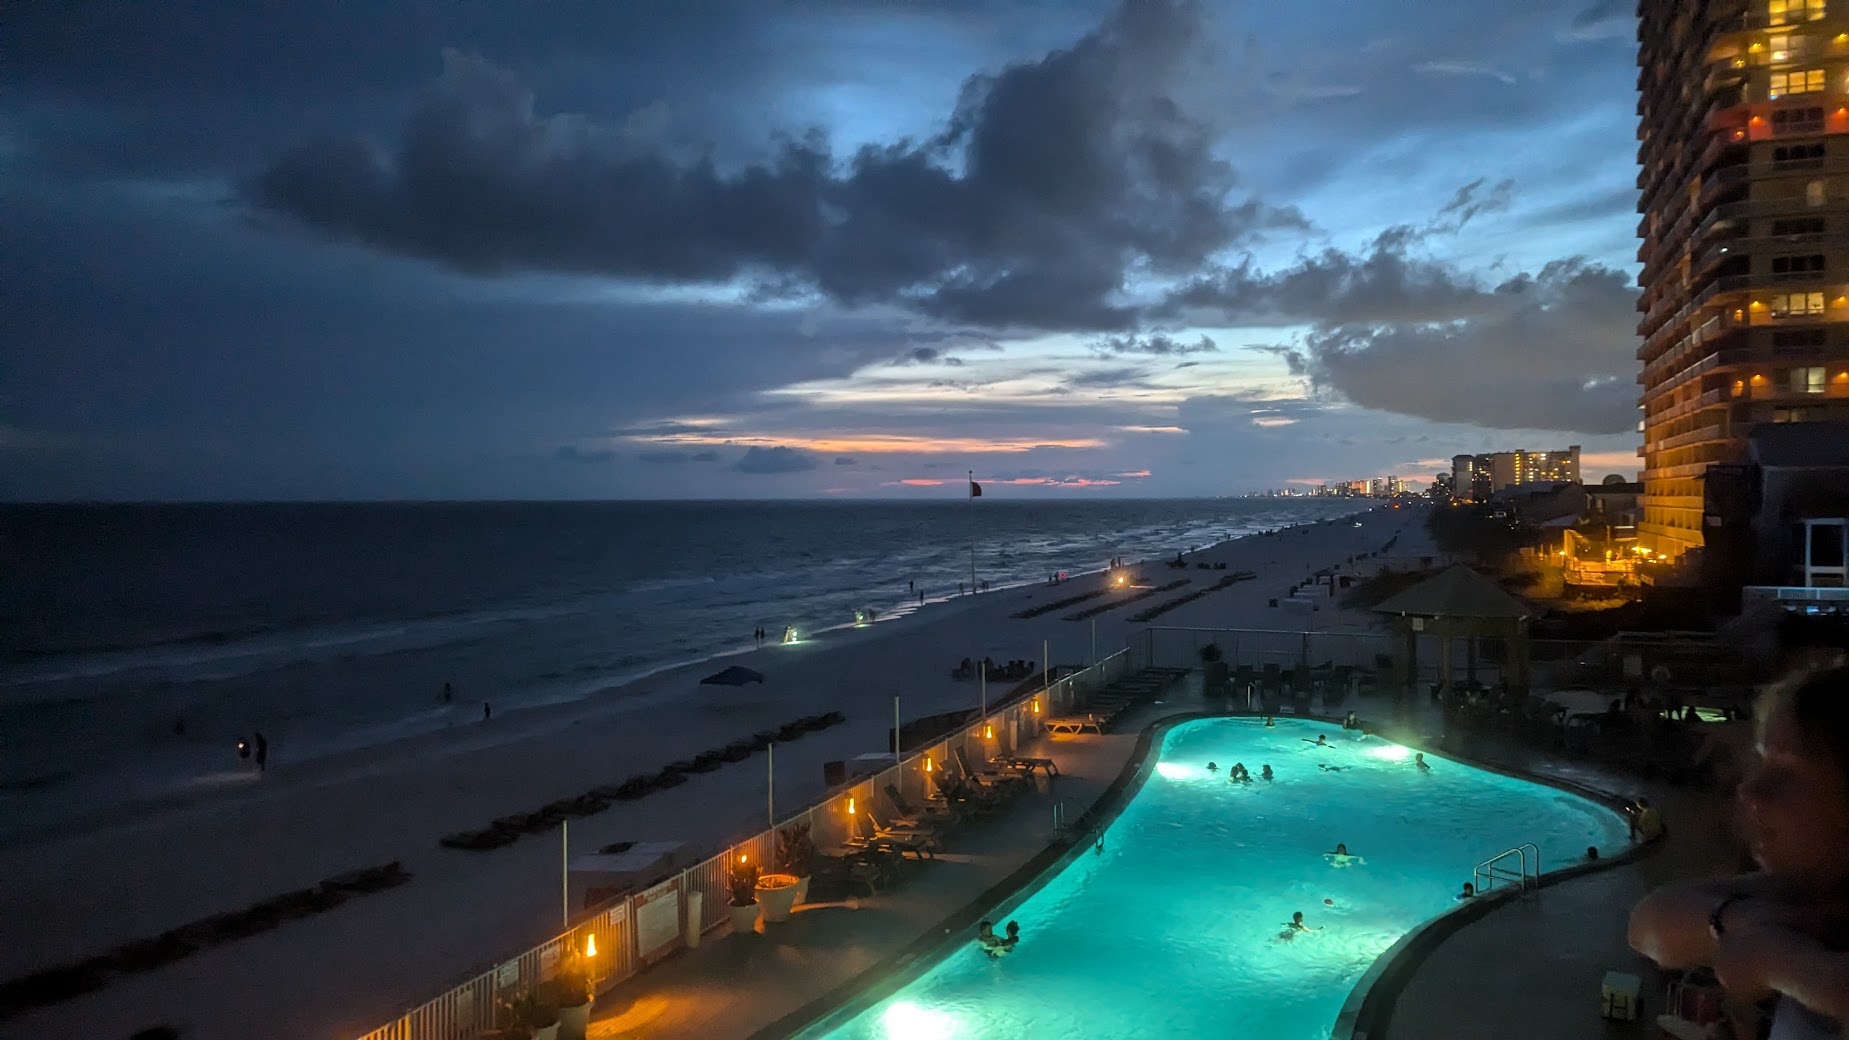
[802,717,1628,1040]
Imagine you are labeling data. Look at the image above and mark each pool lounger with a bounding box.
[1045,715,1104,735]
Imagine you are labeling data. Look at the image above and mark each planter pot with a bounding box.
[534,1024,560,1040]
[729,901,761,934]
[793,874,811,907]
[557,1002,591,1040]
[756,873,802,922]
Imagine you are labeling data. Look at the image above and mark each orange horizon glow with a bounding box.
[629,431,1107,454]
[1117,470,1152,478]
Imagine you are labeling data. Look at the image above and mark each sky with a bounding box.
[0,0,1648,501]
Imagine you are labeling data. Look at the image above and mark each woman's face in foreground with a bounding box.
[1739,706,1849,881]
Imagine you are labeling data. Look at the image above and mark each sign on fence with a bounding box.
[495,960,519,989]
[635,879,682,963]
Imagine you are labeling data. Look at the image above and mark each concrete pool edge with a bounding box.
[751,711,1190,1040]
[755,710,1654,1040]
[1331,733,1664,1040]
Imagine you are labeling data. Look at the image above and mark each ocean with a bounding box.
[0,499,1357,808]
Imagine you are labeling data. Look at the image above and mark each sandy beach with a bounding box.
[0,502,1434,1039]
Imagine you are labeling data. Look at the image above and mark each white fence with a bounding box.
[355,650,1135,1040]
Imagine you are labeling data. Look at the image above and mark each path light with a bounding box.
[1032,699,1041,714]
[923,756,934,773]
[983,723,994,739]
[586,933,597,958]
[847,796,856,814]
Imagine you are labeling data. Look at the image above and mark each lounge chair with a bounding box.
[866,811,943,850]
[847,814,934,859]
[932,771,1002,812]
[1044,714,1104,735]
[991,754,1057,777]
[886,783,962,827]
[954,746,1029,791]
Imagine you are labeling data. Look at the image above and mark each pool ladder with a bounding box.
[1473,843,1539,896]
[1051,799,1069,839]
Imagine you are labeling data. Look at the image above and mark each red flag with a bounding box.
[969,479,982,498]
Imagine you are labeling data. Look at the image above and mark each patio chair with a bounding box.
[955,746,1029,791]
[866,811,943,851]
[886,783,963,828]
[848,814,934,859]
[932,771,1003,812]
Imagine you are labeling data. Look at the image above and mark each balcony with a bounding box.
[1658,423,1731,452]
[1742,586,1849,612]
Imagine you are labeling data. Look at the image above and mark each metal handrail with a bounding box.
[1472,842,1540,895]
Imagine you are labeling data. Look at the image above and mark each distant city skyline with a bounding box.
[2,0,1644,500]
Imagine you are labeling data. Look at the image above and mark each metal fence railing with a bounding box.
[355,650,1135,1040]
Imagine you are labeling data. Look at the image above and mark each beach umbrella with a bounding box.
[700,665,766,687]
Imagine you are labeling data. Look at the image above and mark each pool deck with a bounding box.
[585,698,1176,1040]
[1377,729,1741,1040]
[578,683,1735,1040]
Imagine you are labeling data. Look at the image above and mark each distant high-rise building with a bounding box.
[1449,446,1582,501]
[1635,0,1849,561]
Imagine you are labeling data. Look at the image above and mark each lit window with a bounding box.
[1770,291,1826,317]
[1768,69,1826,97]
[1808,179,1828,206]
[1768,0,1828,24]
[1792,366,1827,394]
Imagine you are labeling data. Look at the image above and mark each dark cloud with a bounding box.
[243,2,1303,332]
[733,445,819,474]
[637,449,719,464]
[1245,344,1306,377]
[834,456,858,466]
[892,346,966,366]
[1064,365,1150,389]
[1094,332,1217,356]
[1265,259,1638,433]
[1429,177,1514,233]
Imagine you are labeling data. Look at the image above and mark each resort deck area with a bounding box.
[567,679,1731,1040]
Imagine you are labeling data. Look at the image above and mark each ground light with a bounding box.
[1154,761,1197,781]
[1367,742,1412,762]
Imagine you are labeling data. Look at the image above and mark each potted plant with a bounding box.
[1199,643,1230,698]
[506,986,560,1040]
[728,853,761,934]
[758,822,817,921]
[547,957,594,1040]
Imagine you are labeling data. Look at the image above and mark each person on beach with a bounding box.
[441,682,454,704]
[253,731,268,772]
[908,579,914,594]
[1628,663,1849,1040]
[236,736,251,768]
[482,701,492,722]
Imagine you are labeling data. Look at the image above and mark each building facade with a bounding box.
[1635,0,1849,560]
[1449,447,1583,501]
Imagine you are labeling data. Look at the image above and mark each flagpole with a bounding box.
[967,470,977,595]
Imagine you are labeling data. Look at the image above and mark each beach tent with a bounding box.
[1373,564,1535,701]
[699,665,766,687]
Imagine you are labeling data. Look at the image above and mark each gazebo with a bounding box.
[1372,564,1535,705]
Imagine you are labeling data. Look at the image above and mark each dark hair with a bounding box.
[1758,660,1849,787]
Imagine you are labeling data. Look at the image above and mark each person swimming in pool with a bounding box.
[1325,843,1364,867]
[1414,752,1431,772]
[1318,763,1349,773]
[1304,734,1330,747]
[1229,762,1252,782]
[1206,761,1218,773]
[1277,911,1322,941]
[1342,711,1359,730]
[976,920,1022,956]
[1263,715,1275,727]
[1458,882,1476,900]
[1261,764,1274,781]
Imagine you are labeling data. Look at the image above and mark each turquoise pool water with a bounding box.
[805,717,1629,1040]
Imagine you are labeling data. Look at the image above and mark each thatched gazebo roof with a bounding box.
[1372,564,1533,620]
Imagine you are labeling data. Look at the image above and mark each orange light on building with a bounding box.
[1032,699,1041,714]
[846,796,855,814]
[983,724,994,739]
[923,755,934,772]
[586,933,597,957]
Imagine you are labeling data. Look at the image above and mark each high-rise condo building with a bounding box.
[1635,0,1849,561]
